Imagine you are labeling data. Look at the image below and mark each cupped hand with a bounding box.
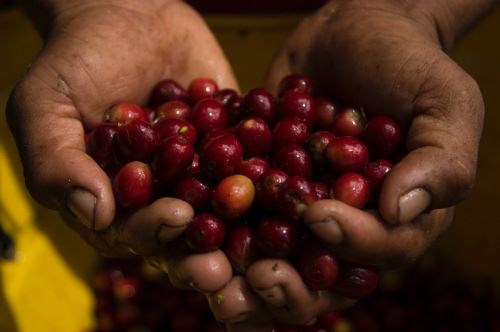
[215,0,484,327]
[6,0,237,292]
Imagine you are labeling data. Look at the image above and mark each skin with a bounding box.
[7,0,237,292]
[219,0,495,329]
[6,0,497,330]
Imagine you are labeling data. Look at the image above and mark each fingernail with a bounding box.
[66,188,96,229]
[398,188,431,224]
[309,216,343,245]
[256,285,286,307]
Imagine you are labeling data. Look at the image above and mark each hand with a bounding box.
[211,0,485,327]
[6,0,237,292]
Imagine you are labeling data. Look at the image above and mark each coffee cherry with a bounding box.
[224,226,261,274]
[191,98,228,136]
[174,176,211,211]
[305,131,335,167]
[331,107,366,137]
[116,119,160,162]
[152,136,194,183]
[198,127,234,153]
[364,159,393,201]
[274,144,312,179]
[214,88,239,106]
[278,73,313,97]
[363,115,402,158]
[333,264,379,299]
[212,175,255,220]
[155,100,190,122]
[235,117,273,156]
[331,172,370,209]
[256,168,289,210]
[105,102,147,124]
[113,161,153,209]
[112,275,140,303]
[325,137,369,173]
[298,242,339,290]
[238,157,270,183]
[200,134,243,181]
[241,88,276,124]
[188,77,218,103]
[87,123,119,169]
[311,181,330,200]
[155,118,197,144]
[215,91,243,125]
[149,79,189,106]
[278,90,315,127]
[278,176,317,220]
[186,213,225,252]
[256,217,299,258]
[313,97,338,130]
[273,117,309,149]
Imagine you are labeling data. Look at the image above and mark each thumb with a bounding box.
[379,59,484,224]
[7,76,115,231]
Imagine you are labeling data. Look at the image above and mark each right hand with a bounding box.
[6,0,237,292]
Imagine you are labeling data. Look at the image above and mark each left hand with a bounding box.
[209,0,483,328]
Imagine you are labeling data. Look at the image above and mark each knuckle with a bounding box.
[459,75,483,110]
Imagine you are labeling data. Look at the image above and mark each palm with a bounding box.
[37,1,236,129]
[266,1,482,222]
[7,1,237,258]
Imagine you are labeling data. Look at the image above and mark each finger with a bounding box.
[304,200,453,266]
[246,259,355,325]
[120,197,193,255]
[7,84,115,231]
[59,197,193,257]
[378,58,483,224]
[207,276,270,325]
[162,247,233,293]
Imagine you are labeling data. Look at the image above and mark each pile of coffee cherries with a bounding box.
[92,258,347,332]
[86,74,403,305]
[92,255,500,332]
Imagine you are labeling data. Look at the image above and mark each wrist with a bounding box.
[327,0,498,51]
[403,0,499,51]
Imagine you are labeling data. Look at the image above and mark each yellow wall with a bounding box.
[0,10,97,332]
